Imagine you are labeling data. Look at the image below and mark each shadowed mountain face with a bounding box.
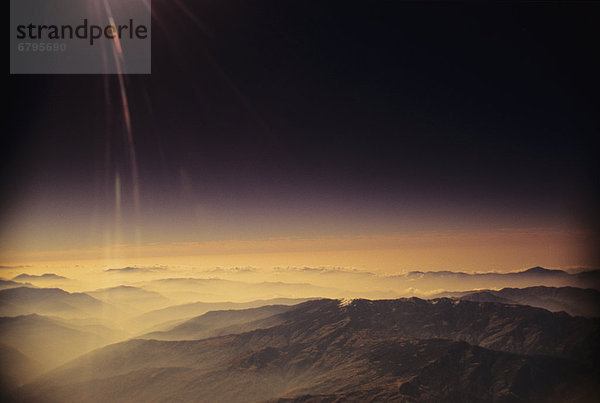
[19,298,600,402]
[433,286,600,318]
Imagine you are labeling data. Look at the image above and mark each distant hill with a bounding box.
[136,277,347,305]
[87,285,164,300]
[433,286,600,317]
[86,286,169,313]
[12,273,67,281]
[132,297,313,331]
[574,269,600,289]
[516,266,568,275]
[20,298,599,402]
[0,280,30,290]
[0,314,121,374]
[398,266,600,293]
[0,287,118,319]
[0,343,37,388]
[141,305,293,341]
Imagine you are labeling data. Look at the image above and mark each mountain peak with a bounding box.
[521,267,567,275]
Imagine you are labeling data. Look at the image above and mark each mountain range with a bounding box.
[140,304,294,341]
[131,297,313,332]
[0,287,117,320]
[0,280,30,290]
[12,274,68,282]
[433,286,600,317]
[135,278,350,305]
[2,268,599,402]
[398,267,600,293]
[85,286,170,314]
[18,298,599,402]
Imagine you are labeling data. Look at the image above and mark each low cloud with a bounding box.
[206,267,258,274]
[105,266,166,273]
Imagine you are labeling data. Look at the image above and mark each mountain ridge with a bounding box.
[20,297,599,402]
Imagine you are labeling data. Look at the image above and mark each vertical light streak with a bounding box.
[113,171,122,261]
[101,0,143,250]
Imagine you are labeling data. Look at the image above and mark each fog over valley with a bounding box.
[0,265,598,401]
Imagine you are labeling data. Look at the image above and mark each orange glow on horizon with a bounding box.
[1,228,593,274]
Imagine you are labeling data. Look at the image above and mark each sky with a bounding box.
[3,1,599,273]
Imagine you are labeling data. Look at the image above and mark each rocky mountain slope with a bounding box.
[18,298,600,402]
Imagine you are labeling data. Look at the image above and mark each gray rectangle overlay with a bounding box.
[10,0,151,74]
